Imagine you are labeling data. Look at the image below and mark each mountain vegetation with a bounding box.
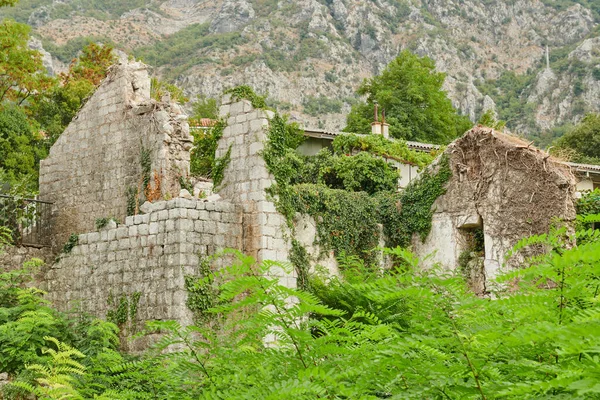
[2,0,600,139]
[553,113,600,164]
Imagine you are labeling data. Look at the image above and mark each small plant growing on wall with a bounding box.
[95,217,118,230]
[107,291,142,336]
[62,233,79,254]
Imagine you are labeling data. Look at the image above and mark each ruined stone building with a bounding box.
[0,59,582,334]
[412,128,577,294]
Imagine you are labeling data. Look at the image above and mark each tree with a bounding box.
[29,42,115,146]
[0,20,54,106]
[344,50,472,144]
[0,106,45,184]
[553,113,600,164]
[0,0,18,8]
[190,95,218,122]
[477,109,506,131]
[62,41,115,86]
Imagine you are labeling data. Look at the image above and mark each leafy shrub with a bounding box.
[332,133,436,167]
[190,119,226,178]
[8,225,600,398]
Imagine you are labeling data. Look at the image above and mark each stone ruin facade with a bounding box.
[412,127,577,294]
[39,61,193,246]
[4,60,576,341]
[39,61,296,342]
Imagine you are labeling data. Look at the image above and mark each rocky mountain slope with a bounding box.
[3,0,600,139]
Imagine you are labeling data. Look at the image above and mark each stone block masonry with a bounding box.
[39,61,193,247]
[45,198,242,344]
[215,95,296,289]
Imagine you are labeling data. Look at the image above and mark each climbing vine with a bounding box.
[140,147,152,192]
[290,184,383,263]
[126,186,137,216]
[106,291,142,328]
[382,156,452,247]
[211,145,231,188]
[184,257,219,323]
[62,233,79,254]
[290,239,311,291]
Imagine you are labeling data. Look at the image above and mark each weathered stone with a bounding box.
[140,201,153,214]
[179,189,193,199]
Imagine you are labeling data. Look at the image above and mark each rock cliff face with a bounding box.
[4,0,600,135]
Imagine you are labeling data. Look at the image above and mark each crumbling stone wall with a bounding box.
[46,197,242,349]
[215,95,296,288]
[0,246,54,270]
[39,61,193,247]
[413,127,577,293]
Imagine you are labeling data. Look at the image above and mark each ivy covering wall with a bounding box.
[225,86,451,270]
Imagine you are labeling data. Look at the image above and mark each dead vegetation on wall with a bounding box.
[447,126,576,245]
[415,126,578,295]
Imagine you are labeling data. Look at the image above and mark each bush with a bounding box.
[7,223,600,398]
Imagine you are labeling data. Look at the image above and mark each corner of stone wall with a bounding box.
[45,197,244,350]
[214,94,296,289]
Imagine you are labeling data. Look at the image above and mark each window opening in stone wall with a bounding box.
[458,219,486,294]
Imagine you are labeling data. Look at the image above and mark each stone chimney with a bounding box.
[382,109,389,139]
[371,102,382,135]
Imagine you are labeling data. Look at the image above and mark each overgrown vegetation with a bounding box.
[553,113,600,164]
[332,133,437,167]
[94,217,117,230]
[61,233,78,254]
[576,188,600,231]
[3,223,600,398]
[233,83,451,267]
[150,77,188,104]
[225,85,269,109]
[184,256,219,323]
[190,120,227,179]
[211,145,231,188]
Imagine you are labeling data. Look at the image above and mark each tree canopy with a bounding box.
[0,5,114,188]
[553,113,600,164]
[344,50,472,144]
[0,20,53,106]
[0,106,44,183]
